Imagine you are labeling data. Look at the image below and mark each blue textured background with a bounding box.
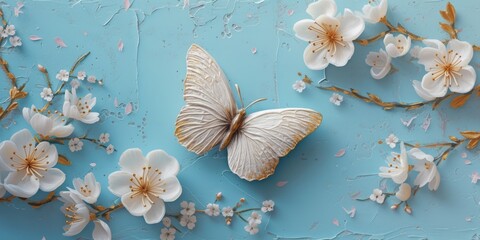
[1,0,480,239]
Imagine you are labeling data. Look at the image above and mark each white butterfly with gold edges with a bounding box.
[175,44,322,181]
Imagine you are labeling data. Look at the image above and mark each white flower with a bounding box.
[77,71,86,80]
[395,183,412,201]
[244,222,259,235]
[59,191,112,240]
[70,79,81,89]
[108,148,182,224]
[63,88,100,124]
[205,203,220,216]
[99,133,110,144]
[412,80,436,101]
[248,211,262,225]
[0,129,65,198]
[293,0,365,70]
[369,188,385,204]
[87,75,97,83]
[292,80,306,93]
[362,0,388,23]
[261,200,275,213]
[67,172,101,204]
[180,214,197,230]
[40,88,53,102]
[379,142,409,184]
[385,133,398,148]
[180,201,196,216]
[384,33,411,58]
[329,92,344,106]
[160,227,176,240]
[409,148,440,191]
[365,49,391,79]
[106,144,114,155]
[222,206,234,217]
[162,217,172,227]
[0,27,6,37]
[56,69,70,82]
[5,25,15,36]
[23,106,74,138]
[410,46,422,59]
[418,39,476,97]
[9,36,22,47]
[69,138,84,152]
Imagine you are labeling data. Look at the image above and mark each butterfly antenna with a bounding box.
[245,98,267,110]
[235,84,245,108]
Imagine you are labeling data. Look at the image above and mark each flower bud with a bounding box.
[37,64,47,73]
[215,192,222,201]
[404,205,412,214]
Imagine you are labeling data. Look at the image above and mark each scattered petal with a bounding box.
[55,37,67,48]
[342,207,356,218]
[464,160,472,165]
[276,181,288,187]
[251,47,257,54]
[471,172,480,184]
[124,0,131,10]
[125,102,133,115]
[29,35,43,41]
[114,97,119,107]
[335,148,346,157]
[90,163,97,167]
[287,9,294,16]
[461,152,468,159]
[400,115,417,128]
[332,218,339,226]
[421,114,431,132]
[118,40,124,52]
[329,93,343,106]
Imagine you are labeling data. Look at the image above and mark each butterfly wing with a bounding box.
[227,108,322,181]
[175,44,237,155]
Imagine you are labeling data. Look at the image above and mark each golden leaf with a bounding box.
[0,107,3,115]
[95,205,107,211]
[28,192,57,208]
[450,94,471,108]
[460,131,480,139]
[439,22,455,37]
[6,102,18,111]
[367,93,383,104]
[467,138,480,150]
[439,10,452,22]
[58,154,72,166]
[9,87,18,98]
[446,2,456,23]
[302,75,312,84]
[441,151,449,160]
[449,136,459,142]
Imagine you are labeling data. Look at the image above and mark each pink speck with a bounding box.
[29,35,42,41]
[251,48,257,54]
[114,97,119,107]
[461,152,468,159]
[465,160,472,165]
[124,0,131,10]
[125,102,133,115]
[335,148,346,157]
[471,172,480,184]
[287,9,294,16]
[54,37,67,48]
[421,114,431,132]
[118,40,124,52]
[276,181,288,187]
[332,218,339,226]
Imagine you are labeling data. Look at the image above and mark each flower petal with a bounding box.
[412,80,436,101]
[146,150,180,179]
[428,169,440,191]
[449,65,476,93]
[327,41,355,67]
[0,141,18,171]
[338,9,365,41]
[93,220,112,240]
[30,113,53,137]
[447,39,473,67]
[306,0,336,18]
[119,148,147,174]
[143,197,166,224]
[34,142,58,168]
[421,72,448,97]
[4,171,39,198]
[158,177,182,202]
[418,47,443,71]
[303,43,329,70]
[81,112,100,124]
[108,171,132,197]
[10,129,35,149]
[50,124,74,138]
[121,192,151,216]
[408,148,434,162]
[293,19,316,42]
[39,168,66,192]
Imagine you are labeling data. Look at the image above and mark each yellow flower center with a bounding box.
[9,143,49,179]
[129,166,165,207]
[430,50,463,87]
[308,22,346,57]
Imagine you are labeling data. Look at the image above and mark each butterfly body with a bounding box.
[175,44,322,181]
[220,108,246,150]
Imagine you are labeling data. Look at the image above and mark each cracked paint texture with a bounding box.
[1,0,480,239]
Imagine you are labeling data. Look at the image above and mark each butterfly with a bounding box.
[175,44,322,181]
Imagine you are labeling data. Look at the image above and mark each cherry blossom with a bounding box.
[180,214,197,230]
[180,201,196,216]
[261,200,275,213]
[77,71,86,80]
[99,133,110,144]
[362,0,388,23]
[293,0,365,70]
[63,88,100,124]
[56,69,70,81]
[160,228,176,240]
[395,183,412,201]
[329,92,343,106]
[23,105,74,138]
[384,33,411,58]
[9,36,22,47]
[69,138,84,152]
[67,172,101,204]
[106,144,115,155]
[365,49,391,79]
[222,206,234,217]
[292,80,306,93]
[385,133,398,148]
[369,188,385,204]
[410,148,440,191]
[40,88,53,101]
[379,142,409,184]
[205,203,220,216]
